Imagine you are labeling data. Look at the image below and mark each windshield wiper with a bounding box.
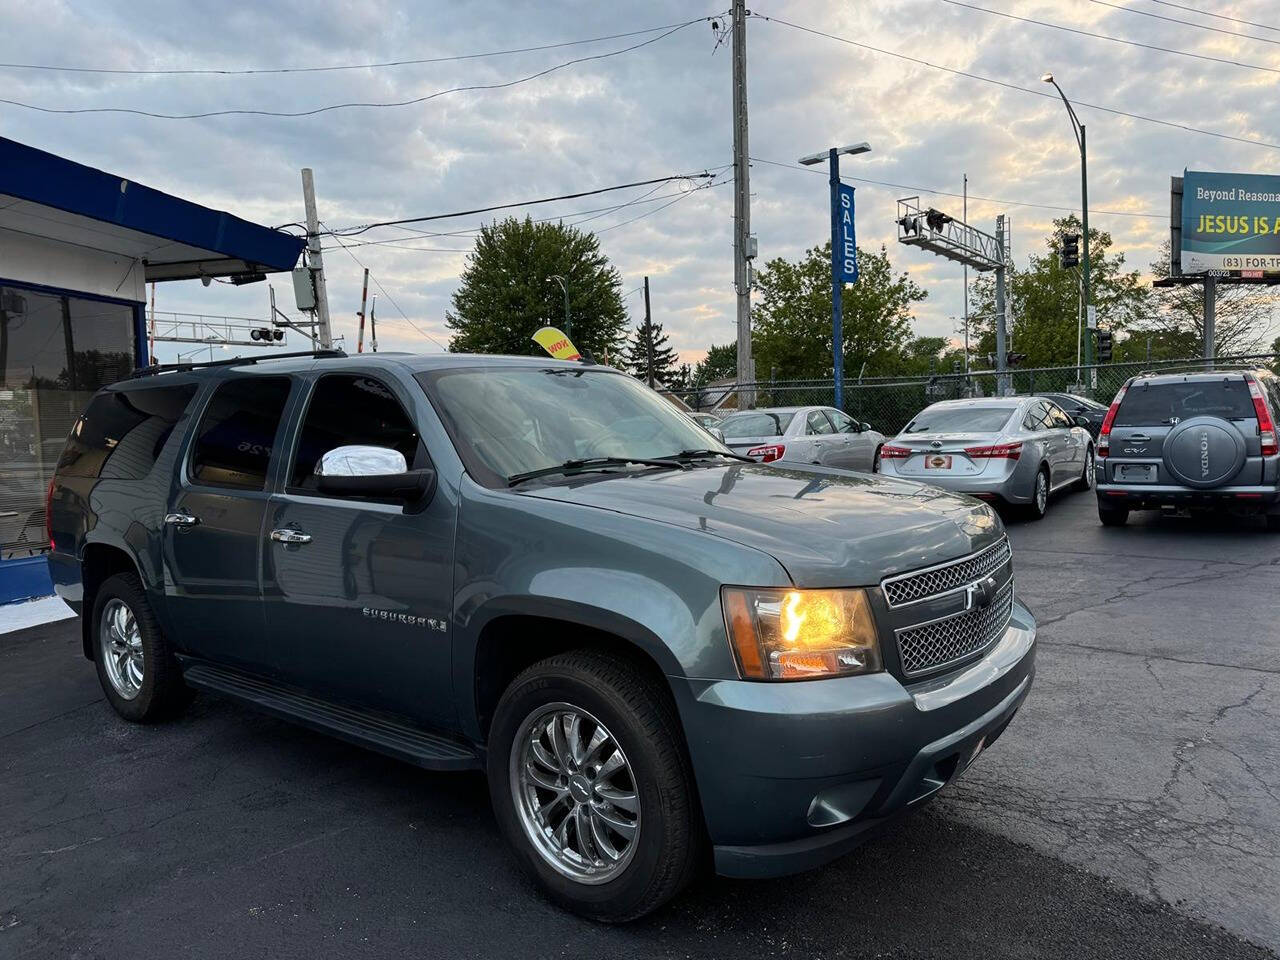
[669,448,756,464]
[507,456,687,486]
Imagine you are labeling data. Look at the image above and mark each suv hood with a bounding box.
[519,463,1003,588]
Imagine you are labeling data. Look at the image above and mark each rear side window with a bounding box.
[189,377,292,490]
[1115,380,1255,426]
[57,384,197,480]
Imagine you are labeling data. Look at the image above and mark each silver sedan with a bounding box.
[718,405,886,472]
[877,396,1094,519]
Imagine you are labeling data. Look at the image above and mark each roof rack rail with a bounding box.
[128,348,347,379]
[1133,363,1260,380]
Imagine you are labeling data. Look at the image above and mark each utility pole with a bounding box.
[730,0,754,407]
[355,268,371,355]
[1204,275,1216,365]
[368,294,378,352]
[301,168,332,349]
[994,213,1010,396]
[962,175,969,376]
[643,275,655,388]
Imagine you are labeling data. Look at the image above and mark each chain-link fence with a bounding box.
[664,353,1280,436]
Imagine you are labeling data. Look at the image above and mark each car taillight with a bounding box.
[879,444,911,459]
[964,442,1023,460]
[747,444,785,463]
[44,477,55,550]
[1097,382,1128,458]
[1246,376,1278,456]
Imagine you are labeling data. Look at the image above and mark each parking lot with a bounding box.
[2,488,1277,959]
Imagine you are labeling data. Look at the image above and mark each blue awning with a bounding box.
[0,136,306,282]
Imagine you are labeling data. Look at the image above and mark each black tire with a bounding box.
[487,650,702,922]
[871,445,883,473]
[91,573,191,723]
[1023,466,1050,521]
[1072,445,1095,492]
[1098,501,1129,527]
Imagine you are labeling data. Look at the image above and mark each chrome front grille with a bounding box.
[895,579,1014,676]
[881,538,1011,608]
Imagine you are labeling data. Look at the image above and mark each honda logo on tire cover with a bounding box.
[1200,431,1210,478]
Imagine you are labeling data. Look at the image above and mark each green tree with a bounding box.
[621,320,680,388]
[691,343,737,384]
[969,215,1151,368]
[752,243,926,380]
[446,217,627,358]
[1137,240,1277,359]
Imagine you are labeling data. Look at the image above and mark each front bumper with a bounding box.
[670,599,1036,879]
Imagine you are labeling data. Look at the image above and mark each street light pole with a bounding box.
[799,142,871,411]
[1042,73,1092,388]
[549,275,571,340]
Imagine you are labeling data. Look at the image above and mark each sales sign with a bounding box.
[838,183,858,283]
[1181,169,1280,275]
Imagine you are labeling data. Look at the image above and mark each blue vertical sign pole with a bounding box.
[829,149,858,410]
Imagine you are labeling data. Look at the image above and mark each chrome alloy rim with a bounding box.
[1035,471,1048,513]
[509,703,640,884]
[99,598,144,700]
[1084,448,1096,489]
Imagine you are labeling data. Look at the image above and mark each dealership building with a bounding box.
[0,136,306,603]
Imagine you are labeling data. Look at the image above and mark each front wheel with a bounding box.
[487,651,702,922]
[871,445,883,473]
[1073,445,1095,492]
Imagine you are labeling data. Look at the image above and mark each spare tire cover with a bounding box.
[1163,416,1246,488]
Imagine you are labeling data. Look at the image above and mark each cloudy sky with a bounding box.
[4,0,1279,365]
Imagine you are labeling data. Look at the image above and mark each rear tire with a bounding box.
[487,650,702,922]
[1023,467,1050,521]
[1098,502,1129,527]
[871,445,883,473]
[92,573,192,723]
[1073,445,1095,492]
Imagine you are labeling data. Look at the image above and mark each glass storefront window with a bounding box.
[0,284,137,559]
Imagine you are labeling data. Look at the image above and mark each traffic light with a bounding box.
[1060,234,1080,269]
[1096,329,1113,363]
[1007,353,1027,367]
[250,327,284,342]
[952,359,963,375]
[925,208,953,232]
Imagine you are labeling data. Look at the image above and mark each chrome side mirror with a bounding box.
[316,445,408,477]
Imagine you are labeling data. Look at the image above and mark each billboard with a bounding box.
[1181,170,1280,276]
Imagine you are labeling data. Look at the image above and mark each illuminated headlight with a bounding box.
[721,587,882,680]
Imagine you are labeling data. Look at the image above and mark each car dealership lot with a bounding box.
[2,491,1276,958]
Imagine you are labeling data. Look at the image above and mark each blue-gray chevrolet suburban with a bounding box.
[47,351,1035,921]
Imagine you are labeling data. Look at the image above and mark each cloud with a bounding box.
[3,0,1278,365]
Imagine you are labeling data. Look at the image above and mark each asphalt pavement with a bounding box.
[2,489,1277,959]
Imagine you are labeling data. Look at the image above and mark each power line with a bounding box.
[940,0,1280,75]
[749,156,1165,219]
[323,172,719,237]
[0,20,702,120]
[1138,0,1280,33]
[753,12,1280,151]
[1089,0,1280,45]
[595,175,731,233]
[0,19,716,76]
[320,222,448,350]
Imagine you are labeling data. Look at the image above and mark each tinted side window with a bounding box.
[190,377,292,490]
[1115,380,1254,426]
[806,411,835,435]
[57,384,197,480]
[290,374,425,492]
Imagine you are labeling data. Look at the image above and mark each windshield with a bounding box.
[903,406,1016,434]
[1115,380,1255,426]
[418,367,723,485]
[720,411,788,438]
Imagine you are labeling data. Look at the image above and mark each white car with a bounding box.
[718,405,886,472]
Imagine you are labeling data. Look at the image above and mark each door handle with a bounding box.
[164,513,200,526]
[1127,434,1152,442]
[270,528,312,545]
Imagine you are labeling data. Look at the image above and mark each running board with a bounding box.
[181,662,481,771]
